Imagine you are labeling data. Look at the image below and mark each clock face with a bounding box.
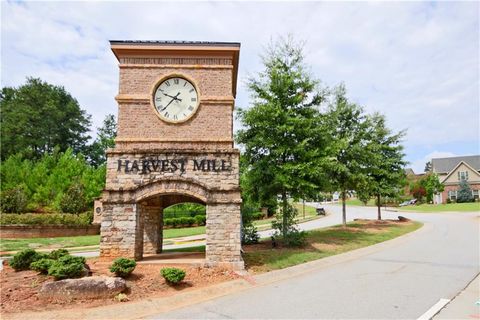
[153,77,199,123]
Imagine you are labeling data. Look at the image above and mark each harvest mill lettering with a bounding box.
[117,157,232,174]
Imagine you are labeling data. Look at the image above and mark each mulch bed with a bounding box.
[0,258,238,314]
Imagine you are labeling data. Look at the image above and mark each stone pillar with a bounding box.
[143,206,161,254]
[205,202,243,270]
[158,208,164,254]
[99,202,144,260]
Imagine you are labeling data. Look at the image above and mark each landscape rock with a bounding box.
[398,216,411,222]
[39,276,126,300]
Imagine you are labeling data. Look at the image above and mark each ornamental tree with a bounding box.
[360,113,407,220]
[323,85,370,227]
[236,37,329,242]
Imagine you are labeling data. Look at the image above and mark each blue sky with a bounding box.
[1,1,479,173]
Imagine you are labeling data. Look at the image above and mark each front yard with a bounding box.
[397,202,480,212]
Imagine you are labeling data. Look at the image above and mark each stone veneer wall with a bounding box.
[0,225,100,239]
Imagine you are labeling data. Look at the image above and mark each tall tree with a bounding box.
[421,172,444,203]
[362,113,407,220]
[0,78,91,160]
[236,37,328,241]
[324,85,370,227]
[86,114,117,167]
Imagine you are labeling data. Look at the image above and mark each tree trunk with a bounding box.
[282,191,288,240]
[377,194,382,220]
[342,190,347,227]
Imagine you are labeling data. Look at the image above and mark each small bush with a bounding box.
[59,183,88,214]
[109,258,136,278]
[164,218,174,227]
[242,222,260,244]
[30,258,55,274]
[160,267,186,284]
[251,212,264,220]
[194,215,206,226]
[284,230,307,247]
[48,249,70,260]
[47,255,86,280]
[9,249,45,271]
[0,187,28,213]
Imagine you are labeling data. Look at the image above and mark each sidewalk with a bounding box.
[434,274,480,319]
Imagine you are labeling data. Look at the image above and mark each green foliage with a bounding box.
[0,212,92,226]
[86,114,117,167]
[0,149,105,213]
[241,204,260,244]
[236,36,329,239]
[0,186,28,213]
[109,258,136,278]
[271,204,305,246]
[48,257,86,280]
[9,249,45,271]
[457,180,473,203]
[163,203,206,218]
[194,214,206,226]
[323,85,372,225]
[0,77,91,161]
[60,183,88,213]
[160,267,186,284]
[30,258,55,274]
[421,173,445,203]
[48,249,70,260]
[357,113,407,219]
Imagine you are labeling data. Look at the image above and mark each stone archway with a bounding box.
[100,174,243,269]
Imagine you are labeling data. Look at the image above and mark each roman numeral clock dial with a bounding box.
[153,76,199,123]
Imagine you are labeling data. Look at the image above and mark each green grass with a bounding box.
[163,226,205,238]
[253,203,321,231]
[243,220,422,272]
[397,202,480,212]
[163,245,205,253]
[337,198,376,206]
[0,235,100,252]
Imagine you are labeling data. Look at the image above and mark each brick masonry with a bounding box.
[100,42,243,269]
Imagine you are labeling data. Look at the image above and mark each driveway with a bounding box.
[149,205,479,319]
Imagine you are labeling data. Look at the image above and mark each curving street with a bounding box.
[150,205,479,319]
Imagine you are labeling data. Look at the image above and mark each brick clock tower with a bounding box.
[99,41,243,269]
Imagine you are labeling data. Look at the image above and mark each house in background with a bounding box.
[432,155,480,204]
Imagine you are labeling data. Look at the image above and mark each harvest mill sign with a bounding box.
[117,157,232,174]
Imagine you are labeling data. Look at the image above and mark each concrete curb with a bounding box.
[3,221,429,320]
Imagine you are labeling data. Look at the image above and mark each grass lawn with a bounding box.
[338,198,376,206]
[163,226,205,238]
[0,235,100,253]
[397,202,480,212]
[253,203,321,231]
[243,219,422,273]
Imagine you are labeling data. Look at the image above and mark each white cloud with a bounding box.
[1,1,478,161]
[410,151,459,174]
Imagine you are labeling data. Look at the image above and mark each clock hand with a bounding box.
[160,92,181,111]
[162,91,182,102]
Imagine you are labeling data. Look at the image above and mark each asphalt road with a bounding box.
[149,205,480,319]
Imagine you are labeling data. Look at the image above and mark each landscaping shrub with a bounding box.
[251,212,264,220]
[160,267,186,284]
[60,183,88,214]
[109,258,136,278]
[0,212,92,226]
[30,258,55,274]
[48,249,70,260]
[283,229,307,247]
[47,255,86,280]
[9,249,45,271]
[0,186,28,213]
[163,218,174,227]
[242,223,260,244]
[194,214,206,226]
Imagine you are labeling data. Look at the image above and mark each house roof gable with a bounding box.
[432,155,480,173]
[441,160,480,183]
